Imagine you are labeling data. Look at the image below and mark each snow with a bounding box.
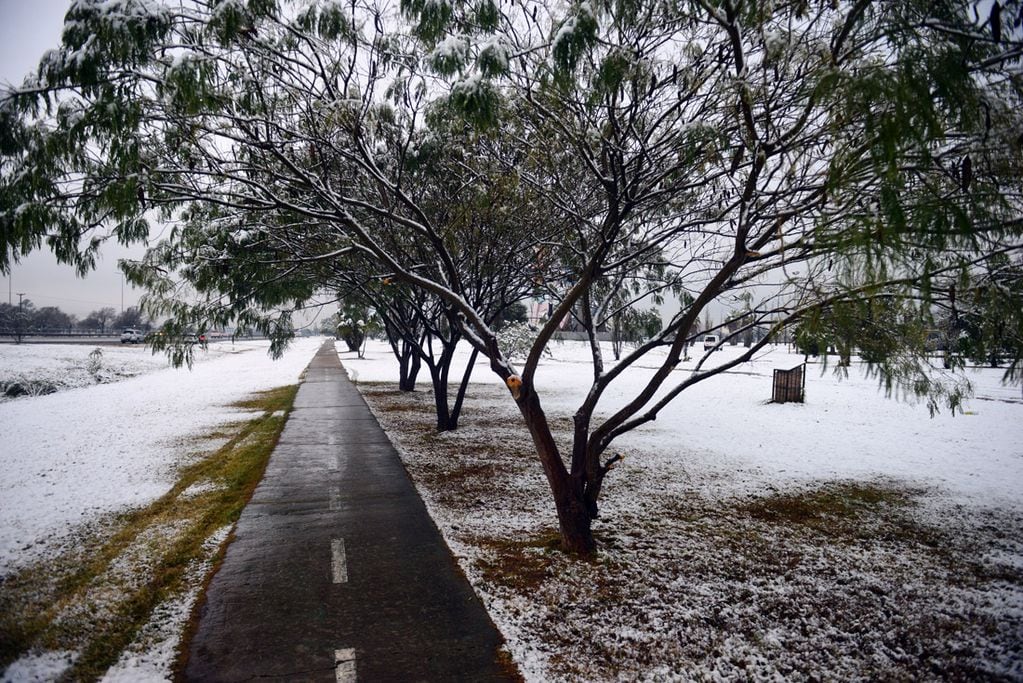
[0,651,76,683]
[429,33,468,62]
[1,335,1018,680]
[343,338,1023,680]
[100,526,232,682]
[342,339,1023,509]
[0,343,171,398]
[0,337,323,575]
[479,36,510,70]
[452,71,485,96]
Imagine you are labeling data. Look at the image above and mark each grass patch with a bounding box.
[739,482,911,523]
[734,481,940,546]
[0,385,298,680]
[477,531,565,593]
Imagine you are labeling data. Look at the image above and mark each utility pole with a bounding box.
[15,292,26,344]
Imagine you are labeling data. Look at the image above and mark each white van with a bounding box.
[703,334,719,351]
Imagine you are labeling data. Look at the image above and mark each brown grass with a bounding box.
[0,385,298,680]
[360,382,1023,682]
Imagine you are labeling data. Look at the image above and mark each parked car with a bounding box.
[703,334,719,351]
[120,328,143,344]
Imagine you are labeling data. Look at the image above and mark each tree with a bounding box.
[611,307,663,361]
[335,299,380,358]
[314,114,551,428]
[113,306,146,331]
[79,307,117,334]
[498,302,528,329]
[944,254,1023,369]
[2,0,1021,555]
[0,300,34,343]
[32,305,76,333]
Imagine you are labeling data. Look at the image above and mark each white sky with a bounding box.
[1,0,146,318]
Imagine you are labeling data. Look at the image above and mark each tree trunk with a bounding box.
[398,339,421,391]
[429,342,458,431]
[431,370,452,431]
[517,389,596,554]
[447,347,479,431]
[553,491,595,555]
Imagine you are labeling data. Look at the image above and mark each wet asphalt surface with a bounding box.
[184,341,516,682]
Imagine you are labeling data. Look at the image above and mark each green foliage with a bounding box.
[948,255,1023,375]
[498,302,528,329]
[429,35,469,76]
[449,76,502,129]
[336,301,381,356]
[792,294,974,415]
[499,322,548,362]
[402,0,454,43]
[551,3,598,78]
[477,38,509,77]
[53,1,172,86]
[474,0,500,32]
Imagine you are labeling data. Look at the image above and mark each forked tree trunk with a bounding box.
[431,353,479,431]
[397,339,420,391]
[428,342,458,431]
[432,370,453,431]
[517,389,596,554]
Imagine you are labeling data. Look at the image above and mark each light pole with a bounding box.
[15,292,26,344]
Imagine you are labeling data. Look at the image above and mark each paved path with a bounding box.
[184,341,516,682]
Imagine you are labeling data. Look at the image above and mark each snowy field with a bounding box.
[0,342,172,398]
[344,338,1023,511]
[343,338,1023,681]
[0,338,323,574]
[1,335,1019,680]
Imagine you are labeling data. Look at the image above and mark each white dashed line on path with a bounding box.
[334,648,357,682]
[329,486,342,511]
[331,539,348,584]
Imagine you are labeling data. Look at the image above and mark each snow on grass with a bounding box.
[345,338,1023,681]
[1,340,319,681]
[343,338,1023,510]
[0,343,172,398]
[0,650,77,683]
[99,525,232,683]
[0,337,323,575]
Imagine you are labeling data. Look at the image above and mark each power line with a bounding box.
[15,291,134,308]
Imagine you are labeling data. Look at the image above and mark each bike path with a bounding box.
[184,340,517,682]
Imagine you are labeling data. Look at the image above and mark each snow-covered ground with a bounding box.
[1,335,1019,680]
[0,338,323,574]
[0,343,172,398]
[343,339,1023,511]
[343,338,1023,681]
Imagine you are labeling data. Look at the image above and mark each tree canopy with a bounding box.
[2,0,1021,553]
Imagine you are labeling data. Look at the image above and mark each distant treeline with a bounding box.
[0,301,149,339]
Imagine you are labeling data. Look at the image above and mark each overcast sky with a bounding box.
[1,0,146,318]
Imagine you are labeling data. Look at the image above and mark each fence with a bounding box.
[772,363,805,403]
